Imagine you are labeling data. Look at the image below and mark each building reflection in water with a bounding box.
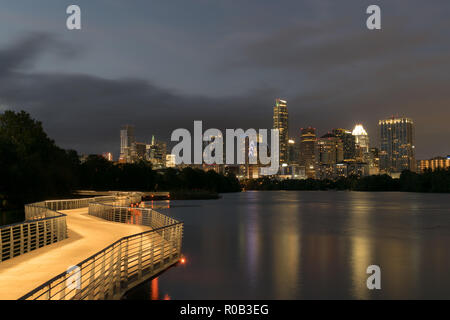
[151,277,159,300]
[271,197,300,299]
[348,193,426,299]
[348,193,373,299]
[245,202,261,288]
[125,192,450,299]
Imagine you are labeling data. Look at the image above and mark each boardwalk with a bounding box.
[0,207,150,300]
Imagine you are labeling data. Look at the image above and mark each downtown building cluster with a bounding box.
[118,125,168,168]
[93,99,448,180]
[273,99,416,180]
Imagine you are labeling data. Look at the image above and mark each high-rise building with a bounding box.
[369,147,380,175]
[287,139,300,165]
[166,154,176,168]
[135,142,147,161]
[316,133,345,180]
[379,117,416,173]
[273,98,289,164]
[332,128,356,161]
[316,133,344,165]
[418,156,450,173]
[352,124,370,163]
[300,127,316,179]
[146,136,167,168]
[120,125,135,163]
[101,152,113,162]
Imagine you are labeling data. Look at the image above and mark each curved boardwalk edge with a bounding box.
[0,195,118,262]
[19,194,183,300]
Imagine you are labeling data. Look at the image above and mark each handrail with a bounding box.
[19,195,183,300]
[0,194,141,262]
[19,222,182,300]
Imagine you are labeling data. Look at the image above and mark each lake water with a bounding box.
[123,191,450,300]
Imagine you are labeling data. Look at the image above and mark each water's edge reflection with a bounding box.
[123,191,450,299]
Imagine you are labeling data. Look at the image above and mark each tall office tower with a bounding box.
[332,128,356,161]
[300,127,317,178]
[316,133,344,180]
[352,124,370,163]
[101,152,113,162]
[316,133,344,165]
[287,139,300,165]
[146,138,167,168]
[273,98,289,164]
[379,117,416,173]
[369,147,380,175]
[134,142,147,161]
[120,125,135,163]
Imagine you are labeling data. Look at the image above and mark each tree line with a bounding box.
[243,170,450,193]
[1,110,448,212]
[0,111,240,211]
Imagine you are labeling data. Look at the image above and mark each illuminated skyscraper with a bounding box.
[287,139,300,165]
[315,133,344,180]
[145,136,167,168]
[135,142,147,161]
[273,98,289,164]
[316,133,344,165]
[300,127,316,178]
[101,152,113,162]
[352,124,370,163]
[332,128,356,161]
[379,117,416,173]
[119,125,135,163]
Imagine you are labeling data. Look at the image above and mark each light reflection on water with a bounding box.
[123,191,450,299]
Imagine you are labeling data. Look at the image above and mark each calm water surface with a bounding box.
[123,191,450,299]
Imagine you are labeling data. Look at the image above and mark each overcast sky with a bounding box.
[0,0,449,159]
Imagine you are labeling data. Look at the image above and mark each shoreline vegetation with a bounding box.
[150,190,221,200]
[1,111,449,226]
[243,170,450,193]
[0,111,240,214]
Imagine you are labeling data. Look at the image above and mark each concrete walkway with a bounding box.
[0,207,150,300]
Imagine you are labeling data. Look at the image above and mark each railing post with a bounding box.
[19,224,24,255]
[108,247,115,298]
[47,283,51,300]
[124,238,129,285]
[100,252,106,299]
[116,241,122,291]
[89,258,96,300]
[59,274,66,300]
[160,229,165,266]
[0,229,3,262]
[138,234,143,279]
[149,233,155,272]
[9,226,13,259]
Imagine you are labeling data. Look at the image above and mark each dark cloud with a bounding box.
[1,0,450,162]
[218,7,450,158]
[0,33,276,158]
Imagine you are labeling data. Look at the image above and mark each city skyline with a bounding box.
[0,1,448,160]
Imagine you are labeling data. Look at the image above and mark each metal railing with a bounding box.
[20,196,183,300]
[88,202,178,229]
[0,194,141,262]
[0,206,67,262]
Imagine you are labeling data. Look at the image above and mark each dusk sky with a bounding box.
[0,0,449,159]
